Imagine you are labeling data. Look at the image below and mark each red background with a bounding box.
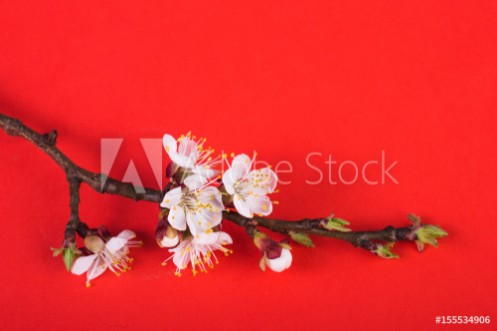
[0,1,496,330]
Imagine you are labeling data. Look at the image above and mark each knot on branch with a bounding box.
[42,130,57,146]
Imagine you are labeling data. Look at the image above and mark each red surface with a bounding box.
[0,1,496,330]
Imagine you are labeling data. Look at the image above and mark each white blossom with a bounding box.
[223,154,277,218]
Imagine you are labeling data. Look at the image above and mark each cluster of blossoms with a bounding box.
[157,133,292,276]
[69,132,292,286]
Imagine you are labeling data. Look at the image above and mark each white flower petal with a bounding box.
[185,212,204,236]
[218,231,233,245]
[266,248,292,272]
[178,137,198,159]
[171,241,190,269]
[169,152,194,168]
[194,232,218,245]
[160,187,183,209]
[86,257,108,281]
[188,209,222,235]
[245,194,273,216]
[184,174,207,191]
[198,186,224,209]
[234,196,253,218]
[168,205,187,231]
[163,134,178,154]
[106,237,128,254]
[71,254,98,275]
[117,230,136,240]
[203,208,223,227]
[193,166,218,179]
[222,168,237,195]
[166,230,233,274]
[194,231,232,245]
[230,154,252,180]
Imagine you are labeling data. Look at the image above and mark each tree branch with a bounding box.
[0,113,162,202]
[223,212,411,242]
[1,112,430,255]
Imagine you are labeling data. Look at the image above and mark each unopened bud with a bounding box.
[322,215,351,232]
[84,235,105,254]
[415,225,448,252]
[374,243,399,259]
[253,230,292,272]
[265,247,292,272]
[160,226,179,248]
[166,162,178,178]
[51,241,81,271]
[156,216,180,248]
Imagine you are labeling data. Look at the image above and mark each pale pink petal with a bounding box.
[71,254,98,275]
[117,230,136,240]
[160,187,183,209]
[106,237,128,254]
[86,257,108,281]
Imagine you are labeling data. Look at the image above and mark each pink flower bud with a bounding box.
[253,231,292,272]
[265,248,292,272]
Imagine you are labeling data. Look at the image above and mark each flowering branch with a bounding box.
[0,113,448,284]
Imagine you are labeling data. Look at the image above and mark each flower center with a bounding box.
[233,180,255,201]
[179,191,219,215]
